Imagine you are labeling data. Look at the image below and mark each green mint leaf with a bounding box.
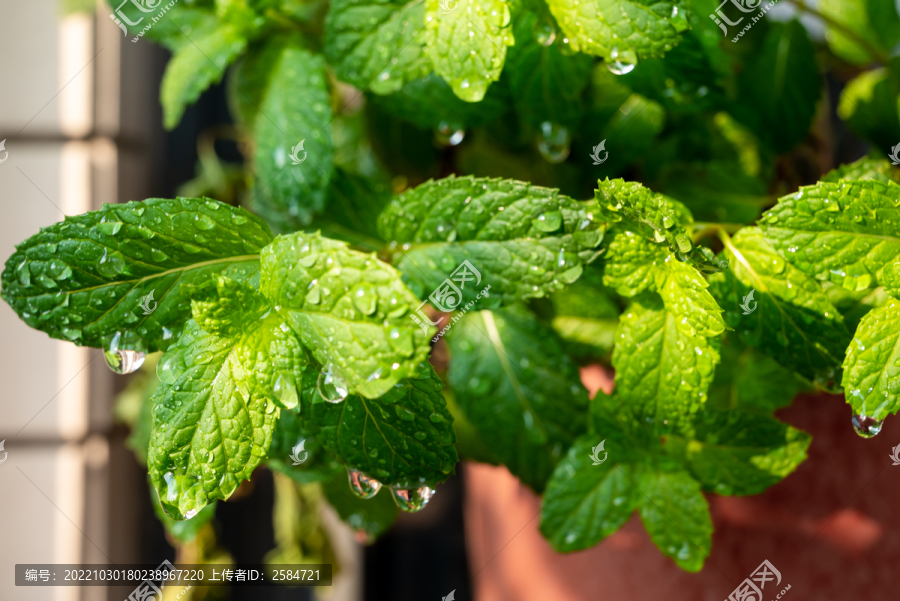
[618,30,726,112]
[735,20,820,153]
[190,275,269,338]
[321,470,399,538]
[654,255,725,338]
[260,232,432,398]
[839,286,892,332]
[0,197,272,352]
[589,93,666,175]
[505,11,593,129]
[539,437,641,552]
[424,0,514,102]
[215,0,259,26]
[819,0,900,64]
[369,73,509,130]
[114,354,160,465]
[267,411,336,484]
[161,23,248,129]
[600,226,724,337]
[712,227,849,381]
[325,0,430,94]
[595,179,728,274]
[379,176,606,306]
[837,63,900,151]
[229,37,285,129]
[841,300,900,420]
[760,180,900,296]
[150,477,218,544]
[544,267,620,359]
[302,363,458,486]
[601,226,668,297]
[612,294,720,427]
[148,310,308,519]
[663,409,811,497]
[546,0,689,60]
[141,7,221,52]
[637,465,711,572]
[707,336,809,415]
[821,157,900,185]
[447,306,590,491]
[249,44,334,231]
[319,168,393,245]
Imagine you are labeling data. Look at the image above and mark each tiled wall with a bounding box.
[0,2,157,599]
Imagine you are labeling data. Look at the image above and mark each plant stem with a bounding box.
[787,0,890,65]
[690,222,745,244]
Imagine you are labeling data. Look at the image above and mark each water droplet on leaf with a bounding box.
[104,331,145,374]
[852,414,883,438]
[317,364,349,403]
[348,468,382,499]
[605,45,637,75]
[537,122,571,163]
[391,486,435,512]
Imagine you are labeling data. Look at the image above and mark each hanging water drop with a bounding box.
[273,371,299,410]
[605,46,637,75]
[852,414,883,438]
[104,331,146,374]
[669,6,689,32]
[391,486,435,512]
[537,121,571,164]
[532,15,556,46]
[317,364,349,403]
[347,468,382,499]
[533,209,563,232]
[435,121,465,146]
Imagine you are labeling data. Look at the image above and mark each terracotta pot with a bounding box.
[463,368,900,600]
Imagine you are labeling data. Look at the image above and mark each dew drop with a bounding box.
[97,248,126,277]
[605,45,637,75]
[852,414,883,438]
[352,284,377,315]
[391,486,435,512]
[537,121,571,164]
[435,121,466,146]
[532,15,556,46]
[533,209,563,232]
[104,331,146,374]
[317,364,349,403]
[273,371,299,410]
[669,6,689,32]
[347,468,382,499]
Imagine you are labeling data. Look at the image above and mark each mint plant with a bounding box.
[5,0,900,574]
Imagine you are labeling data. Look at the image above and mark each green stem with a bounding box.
[690,222,744,244]
[787,0,890,65]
